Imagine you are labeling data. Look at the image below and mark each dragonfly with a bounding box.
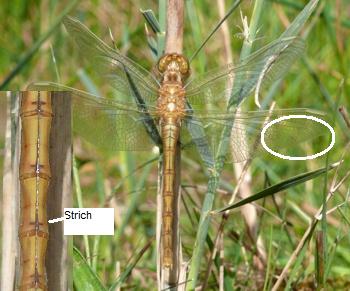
[30,16,327,268]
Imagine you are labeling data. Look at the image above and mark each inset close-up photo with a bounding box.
[1,92,71,290]
[1,0,350,290]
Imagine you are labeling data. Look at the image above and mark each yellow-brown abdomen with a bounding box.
[161,117,180,267]
[19,91,52,291]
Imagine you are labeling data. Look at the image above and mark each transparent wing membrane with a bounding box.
[185,37,305,107]
[28,82,161,152]
[182,109,328,164]
[62,16,159,104]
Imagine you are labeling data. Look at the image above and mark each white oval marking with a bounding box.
[260,115,335,161]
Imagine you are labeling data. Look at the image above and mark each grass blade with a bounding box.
[214,163,338,213]
[141,9,161,33]
[189,0,242,63]
[109,239,153,290]
[73,156,91,266]
[73,247,107,291]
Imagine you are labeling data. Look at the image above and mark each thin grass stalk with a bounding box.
[339,106,350,130]
[219,231,224,291]
[262,226,274,291]
[115,163,153,239]
[185,0,207,73]
[73,156,91,266]
[315,231,324,288]
[92,164,104,272]
[116,145,136,250]
[109,239,153,290]
[188,0,242,63]
[324,186,350,279]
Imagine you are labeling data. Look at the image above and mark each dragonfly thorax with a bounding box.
[157,84,186,119]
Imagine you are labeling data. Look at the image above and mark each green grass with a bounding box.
[1,0,350,290]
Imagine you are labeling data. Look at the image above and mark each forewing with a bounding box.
[28,82,162,152]
[62,16,159,104]
[185,37,305,108]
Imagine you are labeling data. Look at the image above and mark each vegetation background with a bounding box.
[0,0,349,290]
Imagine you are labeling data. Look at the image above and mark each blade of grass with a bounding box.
[325,189,350,278]
[109,239,153,290]
[283,240,309,291]
[141,9,161,33]
[263,226,274,291]
[108,156,158,199]
[315,231,324,288]
[73,156,91,266]
[115,162,153,239]
[189,0,242,63]
[185,0,207,72]
[214,163,338,213]
[91,163,106,272]
[73,247,107,291]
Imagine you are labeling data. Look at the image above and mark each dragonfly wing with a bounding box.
[182,108,328,163]
[28,82,162,152]
[185,37,305,108]
[181,114,216,168]
[62,16,159,104]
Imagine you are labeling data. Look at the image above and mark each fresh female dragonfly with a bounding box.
[31,16,326,268]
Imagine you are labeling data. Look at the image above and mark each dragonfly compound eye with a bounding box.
[158,55,171,73]
[179,59,189,76]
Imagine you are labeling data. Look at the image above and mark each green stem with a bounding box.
[73,156,91,266]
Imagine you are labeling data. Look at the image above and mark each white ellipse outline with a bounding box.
[260,115,335,161]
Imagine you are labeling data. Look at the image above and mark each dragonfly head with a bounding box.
[157,53,190,83]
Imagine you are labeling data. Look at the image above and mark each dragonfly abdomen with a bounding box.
[160,117,181,268]
[19,92,52,291]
